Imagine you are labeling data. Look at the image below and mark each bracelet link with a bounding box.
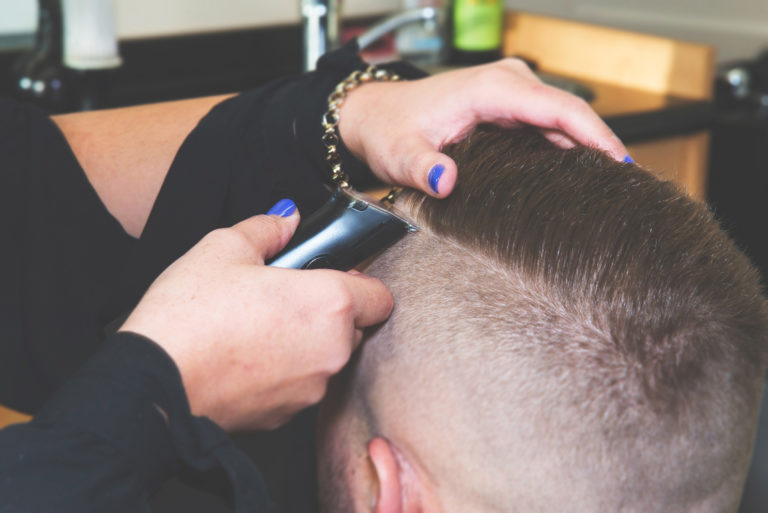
[322,64,402,191]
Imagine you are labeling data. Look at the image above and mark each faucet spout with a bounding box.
[300,3,443,71]
[357,7,440,51]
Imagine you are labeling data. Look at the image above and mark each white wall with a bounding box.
[2,0,767,62]
[0,0,399,38]
[115,0,399,39]
[0,0,36,34]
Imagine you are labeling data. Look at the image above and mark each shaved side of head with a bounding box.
[318,126,768,513]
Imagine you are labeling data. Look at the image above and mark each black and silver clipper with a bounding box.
[267,188,418,270]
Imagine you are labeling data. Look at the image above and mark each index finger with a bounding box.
[476,81,628,161]
[536,86,627,160]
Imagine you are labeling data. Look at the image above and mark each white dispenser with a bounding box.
[62,0,122,70]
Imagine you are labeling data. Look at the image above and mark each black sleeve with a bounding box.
[0,98,137,412]
[0,333,269,513]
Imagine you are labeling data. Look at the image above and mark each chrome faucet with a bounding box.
[301,0,341,72]
[357,7,440,52]
[301,1,442,71]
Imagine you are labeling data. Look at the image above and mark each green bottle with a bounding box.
[452,0,504,64]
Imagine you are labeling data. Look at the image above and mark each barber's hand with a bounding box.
[338,58,628,197]
[120,204,394,432]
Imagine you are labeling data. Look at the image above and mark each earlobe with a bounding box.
[367,437,408,513]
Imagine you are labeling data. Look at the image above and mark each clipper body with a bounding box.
[268,188,418,271]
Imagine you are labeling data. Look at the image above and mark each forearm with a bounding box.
[46,42,419,241]
[52,94,234,238]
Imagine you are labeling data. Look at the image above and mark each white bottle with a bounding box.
[61,0,121,70]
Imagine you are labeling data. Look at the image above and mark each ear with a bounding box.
[367,437,420,513]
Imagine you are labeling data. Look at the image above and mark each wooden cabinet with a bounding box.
[503,11,715,200]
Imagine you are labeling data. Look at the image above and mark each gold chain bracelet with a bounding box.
[322,65,401,201]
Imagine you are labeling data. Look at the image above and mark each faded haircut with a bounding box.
[346,125,768,513]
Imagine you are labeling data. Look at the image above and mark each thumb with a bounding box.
[395,138,458,197]
[230,199,301,263]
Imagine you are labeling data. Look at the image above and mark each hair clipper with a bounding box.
[267,188,418,270]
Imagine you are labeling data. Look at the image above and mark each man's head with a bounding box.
[317,125,768,513]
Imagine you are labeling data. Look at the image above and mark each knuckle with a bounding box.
[498,57,536,79]
[567,94,592,112]
[264,216,286,237]
[528,80,552,96]
[549,91,592,122]
[504,56,530,71]
[266,413,291,430]
[308,380,330,405]
[383,292,395,314]
[576,96,592,109]
[324,278,355,319]
[202,227,242,248]
[474,61,539,93]
[477,64,509,84]
[247,215,283,242]
[326,345,353,374]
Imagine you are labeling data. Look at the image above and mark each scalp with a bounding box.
[354,125,768,512]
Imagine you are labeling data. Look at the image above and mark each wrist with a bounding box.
[325,67,402,189]
[337,82,377,162]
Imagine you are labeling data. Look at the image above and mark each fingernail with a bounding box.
[623,155,635,164]
[267,198,296,217]
[428,164,444,194]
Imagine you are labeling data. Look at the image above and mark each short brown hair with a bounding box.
[351,125,768,512]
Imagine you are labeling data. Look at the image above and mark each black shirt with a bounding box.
[0,43,424,512]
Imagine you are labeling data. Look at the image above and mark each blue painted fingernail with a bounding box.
[428,164,444,194]
[623,155,634,164]
[267,198,296,217]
